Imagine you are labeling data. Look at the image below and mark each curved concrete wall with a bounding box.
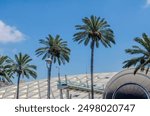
[103,68,150,99]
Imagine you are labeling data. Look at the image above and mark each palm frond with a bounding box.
[36,34,70,65]
[9,53,37,80]
[0,55,13,83]
[123,33,150,74]
[73,15,115,48]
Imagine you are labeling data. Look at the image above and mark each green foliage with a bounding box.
[35,34,71,65]
[73,15,115,48]
[9,53,37,79]
[123,33,150,74]
[0,56,13,83]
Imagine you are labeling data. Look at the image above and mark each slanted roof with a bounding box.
[0,72,117,99]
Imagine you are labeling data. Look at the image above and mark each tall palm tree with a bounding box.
[123,33,150,74]
[73,15,115,99]
[9,53,37,99]
[35,34,70,99]
[0,56,13,83]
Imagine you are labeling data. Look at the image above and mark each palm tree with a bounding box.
[9,53,37,99]
[35,34,70,99]
[123,33,150,74]
[73,15,115,99]
[0,56,13,83]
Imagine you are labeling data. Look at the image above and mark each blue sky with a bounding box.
[0,0,150,82]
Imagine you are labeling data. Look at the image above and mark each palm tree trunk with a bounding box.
[60,89,63,99]
[16,74,21,99]
[58,70,63,99]
[91,41,95,99]
[59,77,63,99]
[47,63,52,99]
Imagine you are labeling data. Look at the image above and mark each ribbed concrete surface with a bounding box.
[0,72,117,99]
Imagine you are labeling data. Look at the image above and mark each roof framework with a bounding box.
[0,72,117,99]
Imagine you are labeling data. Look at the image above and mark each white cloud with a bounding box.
[0,20,25,43]
[145,0,150,7]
